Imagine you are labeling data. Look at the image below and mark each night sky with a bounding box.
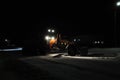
[0,0,117,42]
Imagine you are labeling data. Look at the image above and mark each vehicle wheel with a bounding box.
[68,49,76,56]
[68,45,76,56]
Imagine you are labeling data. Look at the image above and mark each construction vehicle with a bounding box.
[49,34,70,51]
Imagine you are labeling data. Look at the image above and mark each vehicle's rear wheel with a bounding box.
[68,50,76,56]
[68,45,76,56]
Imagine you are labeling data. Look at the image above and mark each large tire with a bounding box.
[68,45,77,56]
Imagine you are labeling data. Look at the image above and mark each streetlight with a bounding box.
[114,1,120,47]
[116,1,120,6]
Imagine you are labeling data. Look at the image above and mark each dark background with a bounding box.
[0,0,119,46]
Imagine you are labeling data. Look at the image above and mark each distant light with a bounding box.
[116,1,120,6]
[98,41,100,44]
[5,39,8,42]
[101,41,104,44]
[48,29,51,32]
[74,39,76,42]
[95,41,97,44]
[52,30,55,33]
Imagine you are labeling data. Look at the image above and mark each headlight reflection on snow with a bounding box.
[0,48,23,51]
[62,55,115,60]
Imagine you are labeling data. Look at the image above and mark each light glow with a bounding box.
[74,39,76,42]
[101,41,104,44]
[0,48,23,51]
[5,39,8,42]
[52,30,55,33]
[48,29,51,32]
[45,36,50,40]
[117,1,120,6]
[98,41,100,44]
[95,41,97,44]
[51,36,55,40]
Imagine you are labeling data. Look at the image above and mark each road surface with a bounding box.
[0,48,120,80]
[19,52,120,80]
